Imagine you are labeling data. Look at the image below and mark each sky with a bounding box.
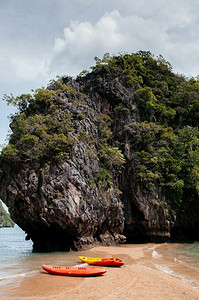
[1,0,199,148]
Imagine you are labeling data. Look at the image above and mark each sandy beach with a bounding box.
[1,243,199,300]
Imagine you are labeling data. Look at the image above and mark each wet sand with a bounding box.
[2,244,199,299]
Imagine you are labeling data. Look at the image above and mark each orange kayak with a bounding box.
[79,256,124,267]
[42,264,107,276]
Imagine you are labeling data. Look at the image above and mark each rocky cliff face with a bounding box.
[0,53,186,251]
[0,77,127,251]
[79,70,176,243]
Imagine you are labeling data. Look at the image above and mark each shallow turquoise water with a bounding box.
[0,227,32,274]
[0,226,85,296]
[142,242,199,289]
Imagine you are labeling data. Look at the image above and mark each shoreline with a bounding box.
[1,243,199,299]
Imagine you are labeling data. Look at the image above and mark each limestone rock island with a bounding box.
[0,52,199,251]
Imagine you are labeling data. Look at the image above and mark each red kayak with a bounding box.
[42,264,107,277]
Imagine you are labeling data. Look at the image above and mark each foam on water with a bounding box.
[152,250,162,258]
[0,270,38,282]
[150,243,199,289]
[149,244,167,251]
[173,257,183,263]
[154,263,199,289]
[154,264,178,276]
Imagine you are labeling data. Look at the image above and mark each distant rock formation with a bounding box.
[0,200,15,227]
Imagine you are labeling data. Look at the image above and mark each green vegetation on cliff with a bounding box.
[1,76,126,194]
[2,51,199,233]
[89,52,199,218]
[2,80,76,164]
[0,201,15,227]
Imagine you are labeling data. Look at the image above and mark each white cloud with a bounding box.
[49,10,123,76]
[2,0,199,87]
[48,5,199,78]
[48,10,168,76]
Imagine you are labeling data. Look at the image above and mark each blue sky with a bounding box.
[1,0,199,148]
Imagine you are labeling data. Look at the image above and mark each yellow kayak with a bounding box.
[79,256,124,267]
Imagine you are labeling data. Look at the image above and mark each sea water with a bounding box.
[142,242,199,289]
[0,226,86,297]
[0,226,33,287]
